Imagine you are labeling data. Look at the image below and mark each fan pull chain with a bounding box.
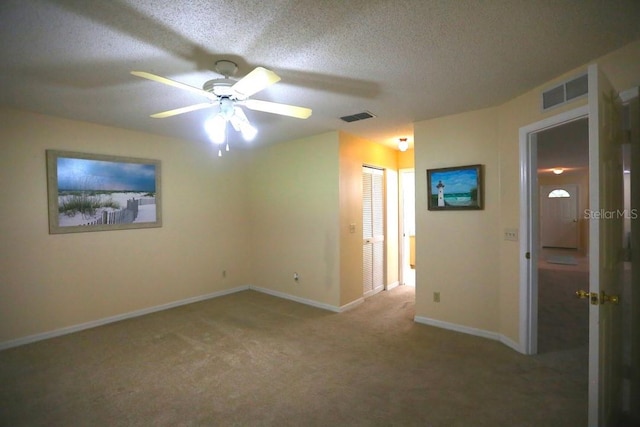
[218,122,229,157]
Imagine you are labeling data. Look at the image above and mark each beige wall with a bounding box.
[414,39,640,345]
[0,108,251,343]
[414,107,501,332]
[0,110,398,346]
[247,132,341,307]
[339,132,399,306]
[397,149,415,169]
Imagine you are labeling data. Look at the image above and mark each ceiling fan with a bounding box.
[131,60,312,147]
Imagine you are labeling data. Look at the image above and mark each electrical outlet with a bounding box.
[433,292,440,302]
[349,223,356,233]
[504,228,518,241]
[294,272,299,281]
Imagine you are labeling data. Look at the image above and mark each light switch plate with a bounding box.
[504,228,518,241]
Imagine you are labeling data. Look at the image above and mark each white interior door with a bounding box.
[363,166,385,297]
[540,184,579,248]
[586,63,624,427]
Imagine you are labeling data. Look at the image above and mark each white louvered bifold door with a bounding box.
[362,166,384,297]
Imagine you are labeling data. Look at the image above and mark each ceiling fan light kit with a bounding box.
[130,60,311,156]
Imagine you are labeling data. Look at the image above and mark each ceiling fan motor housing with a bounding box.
[203,79,237,98]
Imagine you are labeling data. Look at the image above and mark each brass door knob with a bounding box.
[576,290,599,305]
[601,291,619,305]
[576,290,590,299]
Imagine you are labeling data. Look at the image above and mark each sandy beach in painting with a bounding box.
[58,191,156,227]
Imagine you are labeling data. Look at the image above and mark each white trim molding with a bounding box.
[0,285,250,351]
[414,316,524,353]
[0,285,370,350]
[620,87,639,103]
[386,281,400,291]
[248,285,356,313]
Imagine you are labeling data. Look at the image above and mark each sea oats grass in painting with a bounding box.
[426,164,483,211]
[46,150,162,233]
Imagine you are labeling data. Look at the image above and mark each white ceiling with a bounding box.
[1,1,639,151]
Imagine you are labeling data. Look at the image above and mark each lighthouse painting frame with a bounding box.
[426,164,483,210]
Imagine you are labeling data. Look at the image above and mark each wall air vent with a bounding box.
[542,73,588,111]
[340,111,376,123]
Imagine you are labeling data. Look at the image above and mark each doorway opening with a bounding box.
[400,169,415,287]
[518,104,589,356]
[362,166,385,298]
[535,118,589,354]
[520,66,633,425]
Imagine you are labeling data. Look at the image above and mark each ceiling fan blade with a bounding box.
[244,99,312,119]
[131,71,217,101]
[231,67,281,98]
[149,102,214,119]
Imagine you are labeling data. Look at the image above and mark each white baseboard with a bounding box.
[4,286,522,355]
[414,316,500,340]
[386,281,400,290]
[414,316,524,353]
[249,286,364,313]
[0,285,359,350]
[499,334,525,354]
[339,297,364,312]
[248,285,343,312]
[0,285,249,351]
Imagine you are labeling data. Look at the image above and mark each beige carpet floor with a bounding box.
[537,268,589,354]
[0,286,587,426]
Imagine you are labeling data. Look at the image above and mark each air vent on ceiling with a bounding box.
[340,111,376,123]
[541,73,588,111]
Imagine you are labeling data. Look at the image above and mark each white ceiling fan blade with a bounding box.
[231,67,281,98]
[243,99,312,119]
[131,71,218,101]
[149,102,214,118]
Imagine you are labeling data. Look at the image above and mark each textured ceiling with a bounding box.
[1,0,639,151]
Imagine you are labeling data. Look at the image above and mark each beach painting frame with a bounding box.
[46,150,162,234]
[426,164,483,211]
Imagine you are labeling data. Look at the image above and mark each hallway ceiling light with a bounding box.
[398,138,408,152]
[552,168,564,175]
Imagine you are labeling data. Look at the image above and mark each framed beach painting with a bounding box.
[426,164,483,211]
[46,150,162,234]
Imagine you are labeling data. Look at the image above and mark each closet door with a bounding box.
[362,166,385,297]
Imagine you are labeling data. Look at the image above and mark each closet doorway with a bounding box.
[362,166,385,297]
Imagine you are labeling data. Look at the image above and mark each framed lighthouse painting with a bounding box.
[427,164,483,211]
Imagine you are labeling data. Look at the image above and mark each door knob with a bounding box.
[576,290,599,305]
[575,290,590,299]
[575,290,619,305]
[600,291,619,305]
